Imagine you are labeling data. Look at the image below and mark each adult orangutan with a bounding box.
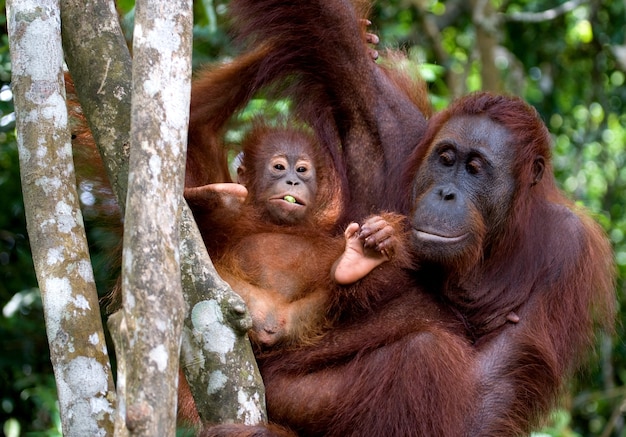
[404,92,615,434]
[195,0,616,436]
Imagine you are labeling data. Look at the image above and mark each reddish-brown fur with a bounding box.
[181,131,413,427]
[194,1,615,436]
[185,45,287,188]
[179,0,419,355]
[68,7,414,428]
[185,121,344,258]
[181,98,413,419]
[184,121,348,349]
[179,33,413,426]
[228,0,429,223]
[70,0,615,433]
[404,93,616,434]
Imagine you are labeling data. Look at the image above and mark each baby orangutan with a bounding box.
[185,123,409,348]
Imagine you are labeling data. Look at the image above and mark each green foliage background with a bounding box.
[1,0,625,436]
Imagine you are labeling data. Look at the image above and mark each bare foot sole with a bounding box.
[332,223,390,285]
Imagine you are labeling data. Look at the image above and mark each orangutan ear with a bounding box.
[237,164,249,186]
[532,156,545,186]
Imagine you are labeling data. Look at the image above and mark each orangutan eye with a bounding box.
[439,150,455,166]
[466,159,482,175]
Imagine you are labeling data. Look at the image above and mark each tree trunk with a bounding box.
[60,0,133,209]
[110,0,193,434]
[470,0,503,92]
[7,0,116,435]
[12,0,267,431]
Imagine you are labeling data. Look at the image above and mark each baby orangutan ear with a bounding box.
[237,164,249,185]
[532,156,545,186]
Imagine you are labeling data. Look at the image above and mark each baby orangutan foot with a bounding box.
[332,215,396,285]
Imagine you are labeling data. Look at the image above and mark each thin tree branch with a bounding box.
[471,0,503,92]
[60,0,132,211]
[506,0,587,23]
[179,204,267,425]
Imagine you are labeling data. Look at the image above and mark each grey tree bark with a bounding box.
[7,0,116,435]
[60,0,265,428]
[106,0,195,434]
[179,204,266,425]
[60,0,133,209]
[11,0,266,432]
